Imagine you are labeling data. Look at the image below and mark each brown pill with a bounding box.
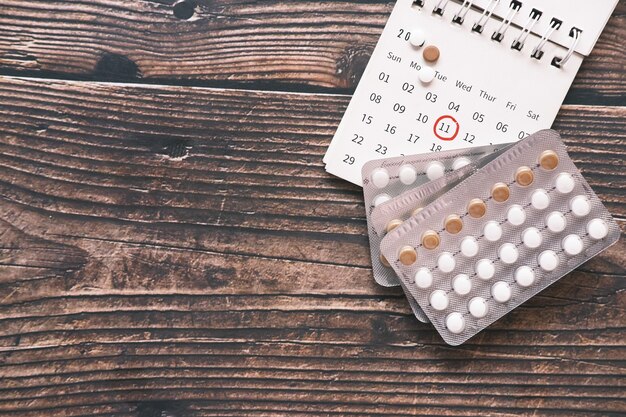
[422,230,440,250]
[539,150,559,170]
[399,246,418,266]
[491,182,510,202]
[412,207,424,217]
[468,198,487,218]
[444,214,463,234]
[386,219,403,233]
[515,166,534,187]
[380,254,391,268]
[423,45,440,63]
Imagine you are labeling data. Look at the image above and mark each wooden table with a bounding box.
[0,1,624,416]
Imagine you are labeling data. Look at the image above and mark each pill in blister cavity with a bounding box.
[476,259,495,280]
[587,218,609,240]
[498,243,519,264]
[423,45,440,63]
[453,157,471,171]
[491,281,512,303]
[507,205,526,226]
[415,268,434,289]
[491,183,510,202]
[531,189,550,210]
[555,173,575,194]
[546,211,567,233]
[399,246,417,266]
[426,161,445,180]
[422,230,440,250]
[373,194,392,207]
[515,166,534,187]
[380,254,391,268]
[522,227,543,248]
[386,219,403,233]
[437,252,456,273]
[409,28,426,47]
[468,198,487,218]
[399,165,418,185]
[515,265,536,287]
[371,168,390,188]
[468,297,489,318]
[460,236,479,257]
[412,207,424,216]
[430,290,449,311]
[419,66,436,83]
[444,214,463,234]
[446,313,465,334]
[562,234,584,256]
[539,150,559,170]
[538,250,559,271]
[570,195,591,217]
[452,274,472,295]
[483,221,503,242]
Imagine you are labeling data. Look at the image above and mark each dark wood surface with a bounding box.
[0,1,625,416]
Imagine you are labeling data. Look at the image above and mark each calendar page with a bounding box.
[324,0,618,186]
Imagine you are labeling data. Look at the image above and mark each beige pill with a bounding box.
[412,207,424,217]
[423,45,440,63]
[539,150,559,171]
[491,182,510,203]
[380,254,391,268]
[386,219,403,233]
[444,214,463,234]
[515,166,534,187]
[422,230,440,250]
[399,246,418,266]
[468,198,487,218]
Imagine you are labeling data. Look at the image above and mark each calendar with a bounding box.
[324,0,618,186]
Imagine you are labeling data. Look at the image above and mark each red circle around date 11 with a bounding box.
[434,115,460,141]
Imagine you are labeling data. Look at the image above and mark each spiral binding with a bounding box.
[552,27,582,68]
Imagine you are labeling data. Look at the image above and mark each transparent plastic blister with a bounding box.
[380,130,620,345]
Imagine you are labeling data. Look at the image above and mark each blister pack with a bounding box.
[380,130,620,345]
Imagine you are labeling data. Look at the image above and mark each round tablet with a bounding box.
[570,195,591,217]
[587,218,609,240]
[422,230,440,250]
[409,28,426,47]
[555,172,575,194]
[373,194,392,207]
[483,221,503,242]
[498,243,519,264]
[491,281,512,303]
[491,182,510,203]
[453,157,471,171]
[419,66,436,84]
[399,246,417,266]
[423,45,440,63]
[507,205,526,226]
[444,214,463,234]
[452,274,472,295]
[429,290,449,311]
[379,254,391,268]
[426,161,445,180]
[460,236,479,257]
[386,219,403,233]
[399,165,418,185]
[371,168,390,189]
[415,268,434,289]
[437,252,456,273]
[538,250,559,272]
[468,297,489,318]
[514,265,536,287]
[515,166,534,187]
[476,259,495,280]
[522,227,543,249]
[531,189,550,210]
[412,207,424,217]
[446,312,465,334]
[546,211,566,233]
[539,150,559,171]
[562,234,584,256]
[468,199,487,219]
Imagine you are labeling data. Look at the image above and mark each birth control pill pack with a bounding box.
[380,130,620,345]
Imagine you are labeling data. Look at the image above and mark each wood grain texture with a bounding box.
[0,76,625,416]
[0,1,624,104]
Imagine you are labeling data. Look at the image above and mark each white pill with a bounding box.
[531,189,551,210]
[498,243,519,264]
[562,234,584,256]
[452,157,471,171]
[522,227,543,249]
[373,194,392,207]
[491,281,512,303]
[446,312,466,334]
[399,165,418,185]
[460,236,479,257]
[538,250,559,272]
[587,218,609,240]
[409,28,427,47]
[452,274,472,296]
[555,173,576,194]
[515,266,536,287]
[371,168,390,189]
[419,66,437,84]
[437,252,456,273]
[507,205,526,226]
[425,161,445,181]
[570,195,591,217]
[430,290,449,311]
[546,211,566,233]
[468,297,489,318]
[476,259,495,280]
[415,268,434,289]
[483,221,503,242]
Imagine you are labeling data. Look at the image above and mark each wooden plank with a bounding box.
[0,1,624,104]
